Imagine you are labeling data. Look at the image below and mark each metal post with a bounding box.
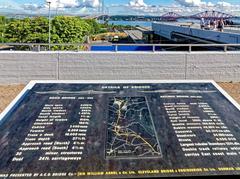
[47,1,51,50]
[224,45,227,52]
[189,45,192,53]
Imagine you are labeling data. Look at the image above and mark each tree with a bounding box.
[4,15,104,49]
[0,16,7,42]
[26,17,49,43]
[5,17,48,43]
[84,19,101,34]
[51,16,91,44]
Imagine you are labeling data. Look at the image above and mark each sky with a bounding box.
[0,0,240,16]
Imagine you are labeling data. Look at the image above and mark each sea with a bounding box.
[99,18,240,27]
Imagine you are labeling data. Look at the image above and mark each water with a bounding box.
[99,19,201,27]
[100,18,240,27]
[99,20,152,27]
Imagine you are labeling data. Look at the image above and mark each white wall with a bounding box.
[0,51,240,84]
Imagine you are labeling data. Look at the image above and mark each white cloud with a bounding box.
[1,0,239,16]
[175,0,235,8]
[22,4,42,11]
[44,0,100,9]
[19,0,101,14]
[81,0,100,8]
[175,0,206,7]
[129,0,147,7]
[216,1,232,7]
[207,2,214,7]
[0,0,22,9]
[110,0,239,16]
[126,0,151,15]
[172,0,240,16]
[45,0,79,9]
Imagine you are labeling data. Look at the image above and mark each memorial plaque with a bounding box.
[0,80,240,178]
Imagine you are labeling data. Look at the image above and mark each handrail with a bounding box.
[1,43,240,52]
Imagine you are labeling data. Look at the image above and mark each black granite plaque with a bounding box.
[0,81,240,178]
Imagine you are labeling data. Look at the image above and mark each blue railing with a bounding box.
[90,45,156,51]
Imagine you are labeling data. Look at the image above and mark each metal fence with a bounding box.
[225,25,240,31]
[1,43,240,52]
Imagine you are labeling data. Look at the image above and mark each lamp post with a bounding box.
[47,1,51,50]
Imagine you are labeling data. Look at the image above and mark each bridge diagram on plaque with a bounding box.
[106,96,162,159]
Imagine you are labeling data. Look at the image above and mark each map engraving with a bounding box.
[106,97,162,159]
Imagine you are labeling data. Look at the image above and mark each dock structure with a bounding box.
[124,27,153,44]
[152,22,240,44]
[124,30,144,43]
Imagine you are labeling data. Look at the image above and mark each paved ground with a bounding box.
[0,83,239,113]
[0,84,25,112]
[219,82,240,104]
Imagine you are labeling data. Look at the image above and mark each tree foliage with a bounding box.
[3,16,102,45]
[84,19,101,34]
[5,17,48,43]
[0,16,7,42]
[51,16,91,44]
